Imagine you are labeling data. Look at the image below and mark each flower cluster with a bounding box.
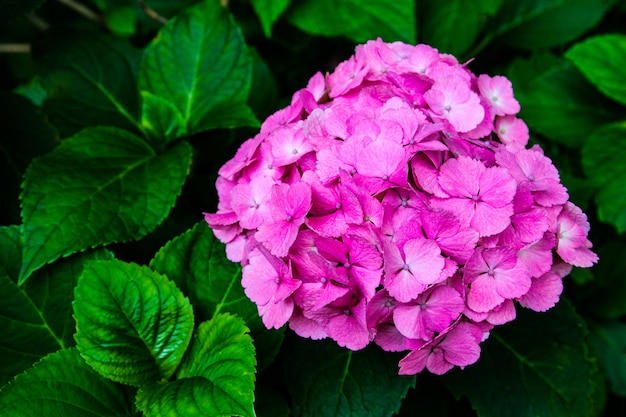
[205,39,597,375]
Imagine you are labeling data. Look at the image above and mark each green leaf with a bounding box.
[13,76,47,107]
[150,222,284,371]
[0,348,134,416]
[566,34,626,106]
[139,0,258,137]
[442,300,599,417]
[73,259,194,386]
[0,92,56,224]
[507,54,622,147]
[417,0,502,57]
[0,225,113,386]
[140,91,189,144]
[105,5,137,37]
[489,0,612,50]
[136,313,256,417]
[0,0,45,23]
[283,335,415,417]
[588,320,626,397]
[150,223,251,322]
[583,122,626,232]
[286,0,416,44]
[35,32,142,138]
[0,225,21,282]
[19,126,192,282]
[1,253,113,385]
[250,0,291,37]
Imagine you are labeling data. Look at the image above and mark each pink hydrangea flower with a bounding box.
[205,39,597,376]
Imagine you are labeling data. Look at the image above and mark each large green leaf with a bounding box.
[150,222,284,371]
[417,0,502,57]
[283,335,415,417]
[442,300,599,417]
[73,259,194,386]
[507,54,622,147]
[19,126,192,282]
[583,123,626,233]
[566,34,626,106]
[150,223,251,322]
[0,348,134,416]
[588,320,626,397]
[35,32,142,138]
[488,0,612,50]
[136,313,256,417]
[3,257,113,383]
[0,225,113,386]
[139,0,258,140]
[286,0,416,44]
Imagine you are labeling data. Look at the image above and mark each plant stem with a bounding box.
[56,0,103,24]
[26,13,50,31]
[137,0,168,24]
[0,44,31,53]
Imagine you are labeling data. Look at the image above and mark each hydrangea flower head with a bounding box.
[205,39,597,375]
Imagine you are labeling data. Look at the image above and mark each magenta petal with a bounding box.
[439,322,482,368]
[467,273,504,313]
[258,296,294,329]
[421,286,464,332]
[471,200,514,237]
[398,346,430,375]
[393,304,427,340]
[517,271,563,312]
[289,308,328,340]
[374,323,410,352]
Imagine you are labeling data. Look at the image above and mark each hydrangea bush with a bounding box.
[205,39,597,375]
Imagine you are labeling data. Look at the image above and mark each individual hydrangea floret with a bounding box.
[205,39,598,375]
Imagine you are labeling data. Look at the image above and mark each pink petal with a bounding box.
[517,271,563,312]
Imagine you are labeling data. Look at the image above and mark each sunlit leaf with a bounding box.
[150,222,284,371]
[136,313,256,417]
[73,259,194,386]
